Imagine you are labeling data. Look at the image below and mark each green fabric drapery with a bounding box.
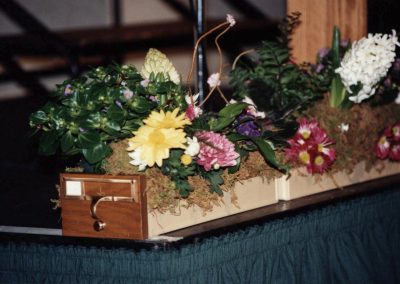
[1,187,400,283]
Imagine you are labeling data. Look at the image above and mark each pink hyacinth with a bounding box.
[195,131,239,171]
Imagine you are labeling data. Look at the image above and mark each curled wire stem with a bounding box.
[199,85,217,108]
[186,21,231,105]
[187,22,230,85]
[215,25,231,75]
[217,86,229,104]
[197,25,232,107]
[232,49,255,70]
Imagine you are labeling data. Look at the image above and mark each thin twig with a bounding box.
[232,49,255,70]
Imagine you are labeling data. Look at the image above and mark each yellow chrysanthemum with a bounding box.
[127,125,186,167]
[143,108,191,129]
[141,48,180,84]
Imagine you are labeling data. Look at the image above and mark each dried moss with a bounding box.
[103,140,282,214]
[306,95,400,174]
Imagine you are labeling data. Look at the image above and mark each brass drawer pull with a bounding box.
[90,196,135,231]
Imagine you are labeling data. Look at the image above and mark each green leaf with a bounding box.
[29,110,48,125]
[218,102,248,118]
[251,137,289,172]
[209,116,236,132]
[82,143,111,164]
[205,170,224,195]
[38,130,59,156]
[129,96,156,113]
[227,133,249,142]
[60,131,74,152]
[175,179,193,198]
[77,131,101,148]
[329,75,347,108]
[104,120,122,136]
[107,104,125,122]
[331,26,341,69]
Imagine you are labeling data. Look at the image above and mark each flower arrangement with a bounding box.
[30,15,287,207]
[230,14,400,177]
[30,13,400,214]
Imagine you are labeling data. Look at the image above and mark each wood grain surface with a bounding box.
[287,0,367,63]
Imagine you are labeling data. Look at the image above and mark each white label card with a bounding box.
[65,181,82,196]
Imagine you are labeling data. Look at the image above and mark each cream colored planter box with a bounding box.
[148,177,278,237]
[277,161,400,201]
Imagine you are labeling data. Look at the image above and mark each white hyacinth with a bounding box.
[335,30,399,103]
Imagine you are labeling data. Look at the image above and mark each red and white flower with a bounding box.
[285,118,336,174]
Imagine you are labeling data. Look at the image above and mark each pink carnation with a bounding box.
[195,131,239,171]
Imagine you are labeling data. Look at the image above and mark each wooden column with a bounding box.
[287,0,367,63]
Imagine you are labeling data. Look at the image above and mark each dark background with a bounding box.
[0,0,399,229]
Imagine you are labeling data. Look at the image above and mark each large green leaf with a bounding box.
[29,110,48,125]
[209,116,236,132]
[82,143,111,164]
[60,131,74,152]
[218,102,248,118]
[251,137,289,172]
[107,104,125,122]
[38,130,59,156]
[104,121,122,136]
[77,131,101,148]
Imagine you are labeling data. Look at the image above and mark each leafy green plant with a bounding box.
[29,64,184,170]
[230,13,327,144]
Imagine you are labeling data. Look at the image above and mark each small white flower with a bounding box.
[242,96,266,119]
[336,30,399,103]
[128,147,147,171]
[338,123,349,132]
[230,97,266,118]
[140,79,149,88]
[185,93,203,118]
[185,137,200,157]
[123,88,133,100]
[207,73,221,88]
[185,93,200,105]
[395,92,400,104]
[226,14,236,27]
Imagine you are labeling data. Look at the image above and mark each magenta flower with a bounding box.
[285,118,336,174]
[195,131,239,171]
[375,134,391,159]
[392,122,400,142]
[374,124,400,160]
[389,144,400,161]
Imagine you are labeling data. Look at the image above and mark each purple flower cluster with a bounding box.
[236,115,261,138]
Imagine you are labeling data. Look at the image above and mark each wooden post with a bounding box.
[287,0,367,63]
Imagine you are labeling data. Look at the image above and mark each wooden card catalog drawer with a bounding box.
[60,173,147,240]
